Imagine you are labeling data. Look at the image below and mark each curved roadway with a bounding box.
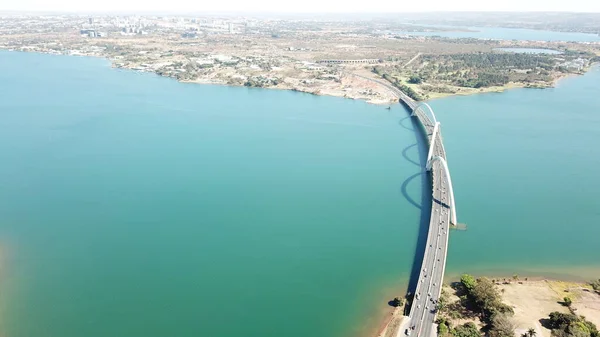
[403,106,451,337]
[348,75,454,337]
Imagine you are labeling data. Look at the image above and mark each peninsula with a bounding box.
[1,13,599,104]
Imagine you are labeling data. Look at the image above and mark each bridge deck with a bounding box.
[344,76,453,337]
[398,96,452,337]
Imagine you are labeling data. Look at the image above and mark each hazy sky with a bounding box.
[2,0,599,13]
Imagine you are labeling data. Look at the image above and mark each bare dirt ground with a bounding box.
[574,289,600,327]
[498,281,573,337]
[434,279,600,337]
[376,307,405,337]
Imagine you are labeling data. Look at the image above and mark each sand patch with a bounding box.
[498,280,600,337]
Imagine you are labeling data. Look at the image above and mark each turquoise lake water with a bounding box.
[494,48,563,54]
[0,50,599,337]
[397,25,600,42]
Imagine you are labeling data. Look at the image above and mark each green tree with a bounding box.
[563,297,573,307]
[548,311,578,330]
[590,279,600,292]
[436,296,448,312]
[461,274,477,291]
[438,321,449,336]
[452,322,480,337]
[437,317,451,336]
[489,313,516,337]
[408,75,423,84]
[471,277,501,314]
[527,327,537,337]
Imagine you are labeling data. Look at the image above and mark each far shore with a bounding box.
[2,48,594,106]
[159,62,596,105]
[422,68,594,101]
[171,66,592,106]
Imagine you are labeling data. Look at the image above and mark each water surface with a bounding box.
[0,51,425,337]
[430,65,600,278]
[397,24,600,42]
[494,47,563,54]
[1,51,600,337]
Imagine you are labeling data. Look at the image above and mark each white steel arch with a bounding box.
[425,122,440,170]
[413,102,438,125]
[429,156,457,225]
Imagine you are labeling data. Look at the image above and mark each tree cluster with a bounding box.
[408,75,423,84]
[455,72,510,88]
[244,76,280,88]
[460,275,514,319]
[372,67,424,101]
[546,311,599,337]
[590,279,600,292]
[459,275,515,336]
[437,320,480,337]
[423,53,556,71]
[414,52,566,88]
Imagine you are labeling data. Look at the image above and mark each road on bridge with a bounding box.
[347,76,456,337]
[398,99,455,337]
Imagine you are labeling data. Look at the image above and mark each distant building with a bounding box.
[181,32,197,38]
[80,29,105,38]
[562,58,587,71]
[80,29,95,37]
[228,23,234,34]
[89,17,94,25]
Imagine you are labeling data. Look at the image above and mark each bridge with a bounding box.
[396,96,457,336]
[345,77,458,336]
[317,59,382,64]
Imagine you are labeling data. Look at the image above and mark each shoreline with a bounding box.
[120,61,597,104]
[1,48,594,105]
[423,71,587,100]
[370,272,600,337]
[179,77,397,105]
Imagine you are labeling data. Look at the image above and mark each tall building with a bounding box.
[89,17,94,25]
[228,23,234,34]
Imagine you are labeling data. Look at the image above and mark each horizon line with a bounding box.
[2,10,600,15]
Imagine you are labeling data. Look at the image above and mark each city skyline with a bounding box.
[2,0,600,14]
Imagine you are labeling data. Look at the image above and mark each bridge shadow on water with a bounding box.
[398,115,415,133]
[402,143,420,167]
[401,171,423,210]
[398,112,433,311]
